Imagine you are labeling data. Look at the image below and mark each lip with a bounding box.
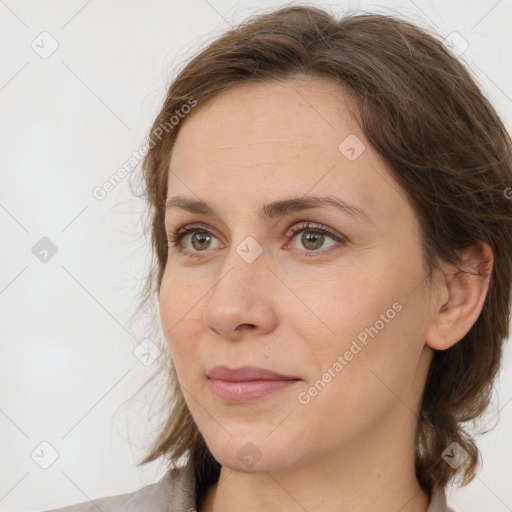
[207,365,300,403]
[207,365,299,381]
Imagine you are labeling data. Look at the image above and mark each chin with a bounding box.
[204,431,304,475]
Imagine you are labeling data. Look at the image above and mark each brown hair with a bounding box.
[128,4,512,500]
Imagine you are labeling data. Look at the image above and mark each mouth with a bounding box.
[206,365,301,403]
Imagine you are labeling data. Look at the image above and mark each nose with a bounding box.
[201,240,279,342]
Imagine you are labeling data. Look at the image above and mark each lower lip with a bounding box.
[208,378,299,403]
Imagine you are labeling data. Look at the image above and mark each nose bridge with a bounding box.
[202,233,277,337]
[213,233,267,299]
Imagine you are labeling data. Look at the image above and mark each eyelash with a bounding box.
[166,222,346,258]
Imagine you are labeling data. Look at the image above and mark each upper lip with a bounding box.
[207,365,299,382]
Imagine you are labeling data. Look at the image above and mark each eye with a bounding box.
[284,222,345,256]
[166,223,221,255]
[166,221,346,258]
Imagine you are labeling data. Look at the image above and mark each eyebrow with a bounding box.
[165,195,373,224]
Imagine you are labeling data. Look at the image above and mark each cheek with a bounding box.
[306,260,422,386]
[297,307,419,443]
[159,272,204,371]
[159,264,203,327]
[313,265,398,343]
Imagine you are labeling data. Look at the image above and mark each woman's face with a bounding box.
[160,76,438,474]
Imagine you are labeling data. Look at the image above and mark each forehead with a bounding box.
[166,77,410,227]
[172,76,351,160]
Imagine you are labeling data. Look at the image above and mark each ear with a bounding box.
[425,241,494,351]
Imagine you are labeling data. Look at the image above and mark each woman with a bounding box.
[45,5,512,512]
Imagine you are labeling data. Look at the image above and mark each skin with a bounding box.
[159,76,493,512]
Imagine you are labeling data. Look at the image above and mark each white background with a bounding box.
[1,1,511,511]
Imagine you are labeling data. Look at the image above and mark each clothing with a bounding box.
[42,459,457,512]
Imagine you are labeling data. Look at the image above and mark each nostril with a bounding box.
[233,323,257,335]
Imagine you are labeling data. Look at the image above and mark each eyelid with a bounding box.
[286,221,342,239]
[173,222,212,237]
[167,220,342,240]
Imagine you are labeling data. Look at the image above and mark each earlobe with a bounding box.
[425,241,493,351]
